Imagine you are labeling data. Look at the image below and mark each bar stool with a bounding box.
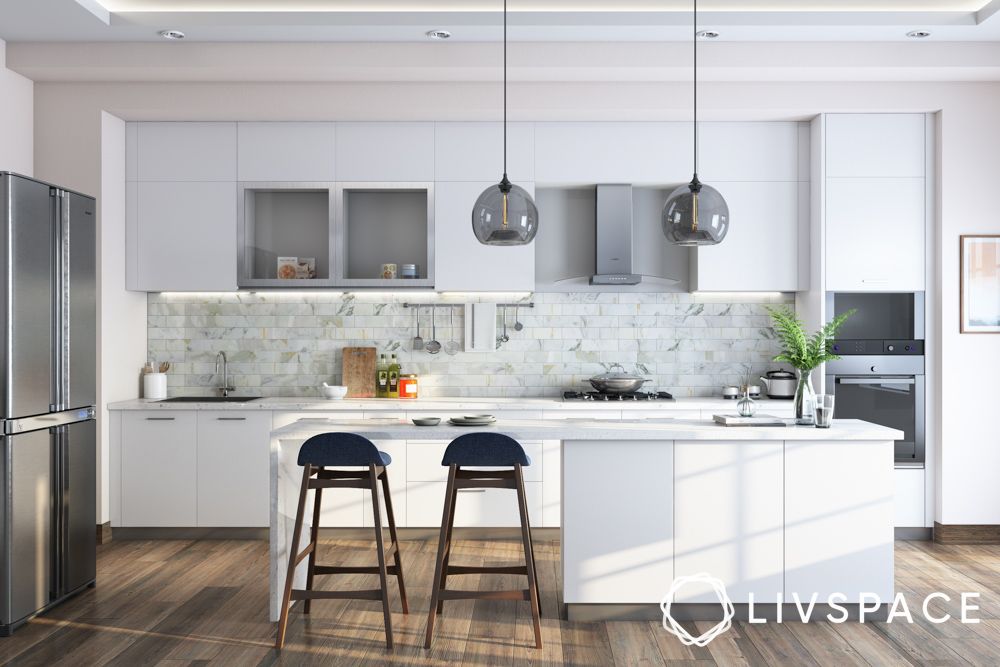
[423,432,542,649]
[275,433,408,650]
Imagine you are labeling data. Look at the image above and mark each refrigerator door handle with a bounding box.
[5,407,96,435]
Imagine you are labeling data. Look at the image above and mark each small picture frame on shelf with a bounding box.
[960,235,1000,333]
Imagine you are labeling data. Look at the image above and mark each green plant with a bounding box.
[766,306,855,372]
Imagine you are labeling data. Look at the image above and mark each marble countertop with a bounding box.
[108,395,794,411]
[271,417,903,442]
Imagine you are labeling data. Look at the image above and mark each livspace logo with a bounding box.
[660,573,982,646]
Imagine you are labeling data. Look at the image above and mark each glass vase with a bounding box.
[795,369,816,425]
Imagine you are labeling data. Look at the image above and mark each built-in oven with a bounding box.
[826,292,925,467]
[825,357,925,467]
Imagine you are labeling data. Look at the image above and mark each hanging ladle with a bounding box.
[425,306,442,354]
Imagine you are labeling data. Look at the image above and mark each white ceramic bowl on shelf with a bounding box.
[320,383,348,400]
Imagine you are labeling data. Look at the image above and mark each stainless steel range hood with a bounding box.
[591,184,642,285]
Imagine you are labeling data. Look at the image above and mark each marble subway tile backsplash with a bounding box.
[147,291,794,398]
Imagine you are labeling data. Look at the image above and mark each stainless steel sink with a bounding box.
[157,396,260,403]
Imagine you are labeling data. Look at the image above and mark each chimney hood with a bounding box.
[591,184,642,285]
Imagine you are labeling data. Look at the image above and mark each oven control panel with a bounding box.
[831,339,924,355]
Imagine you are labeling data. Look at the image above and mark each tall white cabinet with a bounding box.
[824,113,927,291]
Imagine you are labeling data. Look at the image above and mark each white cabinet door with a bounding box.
[894,467,925,528]
[434,122,534,182]
[237,122,336,182]
[134,181,237,291]
[535,122,690,184]
[826,177,925,291]
[197,412,271,527]
[406,481,543,528]
[121,412,197,527]
[434,181,535,292]
[699,122,801,183]
[562,439,674,604]
[137,122,236,182]
[784,440,894,601]
[692,181,801,291]
[335,122,435,181]
[674,441,783,603]
[826,114,925,179]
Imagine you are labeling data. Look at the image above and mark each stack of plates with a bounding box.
[448,414,497,427]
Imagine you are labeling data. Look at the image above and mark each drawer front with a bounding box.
[407,481,543,528]
[542,410,622,420]
[406,440,543,482]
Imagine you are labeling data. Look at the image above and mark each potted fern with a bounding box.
[766,306,855,424]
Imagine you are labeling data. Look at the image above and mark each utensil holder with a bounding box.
[143,373,167,400]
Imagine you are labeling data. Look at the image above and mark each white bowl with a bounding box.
[320,384,348,400]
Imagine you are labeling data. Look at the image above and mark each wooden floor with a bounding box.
[2,537,1000,666]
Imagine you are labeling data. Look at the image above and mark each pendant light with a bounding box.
[662,0,729,246]
[472,0,538,246]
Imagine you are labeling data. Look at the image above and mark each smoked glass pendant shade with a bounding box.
[472,181,538,246]
[662,180,729,246]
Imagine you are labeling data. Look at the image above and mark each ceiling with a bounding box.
[2,0,1000,42]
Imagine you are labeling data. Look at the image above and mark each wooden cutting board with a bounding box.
[342,347,377,398]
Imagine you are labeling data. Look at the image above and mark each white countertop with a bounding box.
[107,395,790,412]
[271,417,902,442]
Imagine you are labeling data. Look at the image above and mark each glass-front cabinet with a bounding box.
[237,182,433,288]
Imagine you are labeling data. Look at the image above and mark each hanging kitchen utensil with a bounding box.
[411,306,424,351]
[425,306,442,354]
[499,305,509,344]
[445,307,460,355]
[513,304,524,331]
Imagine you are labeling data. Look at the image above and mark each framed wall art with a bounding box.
[961,235,1000,333]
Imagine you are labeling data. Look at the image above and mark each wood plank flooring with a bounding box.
[2,538,1000,666]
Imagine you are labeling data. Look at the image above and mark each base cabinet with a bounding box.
[121,412,198,527]
[196,412,271,527]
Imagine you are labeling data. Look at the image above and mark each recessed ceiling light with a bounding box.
[906,30,931,38]
[426,29,451,40]
[158,29,186,40]
[697,30,720,40]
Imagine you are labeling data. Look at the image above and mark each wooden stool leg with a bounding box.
[369,466,393,650]
[436,469,459,615]
[276,464,312,650]
[379,470,408,614]
[303,475,324,615]
[520,473,542,618]
[424,464,457,649]
[515,465,542,649]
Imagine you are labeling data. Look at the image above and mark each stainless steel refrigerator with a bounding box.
[0,173,96,635]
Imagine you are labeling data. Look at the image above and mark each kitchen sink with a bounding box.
[157,396,260,403]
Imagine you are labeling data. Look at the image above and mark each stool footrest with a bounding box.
[438,589,531,602]
[291,589,383,601]
[314,565,400,576]
[446,565,527,576]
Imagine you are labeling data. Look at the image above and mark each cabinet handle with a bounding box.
[145,417,175,421]
[457,489,486,494]
[217,417,247,421]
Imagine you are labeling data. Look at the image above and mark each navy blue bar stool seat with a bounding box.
[276,433,407,651]
[424,432,542,650]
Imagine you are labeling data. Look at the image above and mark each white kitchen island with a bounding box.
[269,417,902,622]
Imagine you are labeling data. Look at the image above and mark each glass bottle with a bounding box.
[388,354,401,398]
[376,354,389,399]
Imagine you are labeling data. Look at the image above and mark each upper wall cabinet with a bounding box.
[237,122,335,182]
[335,122,435,181]
[825,113,927,292]
[534,122,692,184]
[136,122,236,181]
[435,181,535,292]
[825,114,925,179]
[698,122,802,182]
[434,122,534,182]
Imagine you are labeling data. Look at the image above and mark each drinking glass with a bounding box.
[814,394,835,428]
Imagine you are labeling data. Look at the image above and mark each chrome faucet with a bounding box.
[215,351,235,397]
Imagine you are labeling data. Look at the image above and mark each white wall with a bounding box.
[0,39,33,175]
[28,76,1000,527]
[98,112,146,525]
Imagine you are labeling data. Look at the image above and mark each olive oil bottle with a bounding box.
[376,353,389,398]
[388,354,401,398]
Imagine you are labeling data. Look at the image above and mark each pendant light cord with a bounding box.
[693,0,698,178]
[503,0,508,179]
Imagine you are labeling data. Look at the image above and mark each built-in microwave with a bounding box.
[826,293,925,467]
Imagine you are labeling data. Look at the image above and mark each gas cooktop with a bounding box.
[563,391,675,402]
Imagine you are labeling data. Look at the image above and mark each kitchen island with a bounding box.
[270,417,901,622]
